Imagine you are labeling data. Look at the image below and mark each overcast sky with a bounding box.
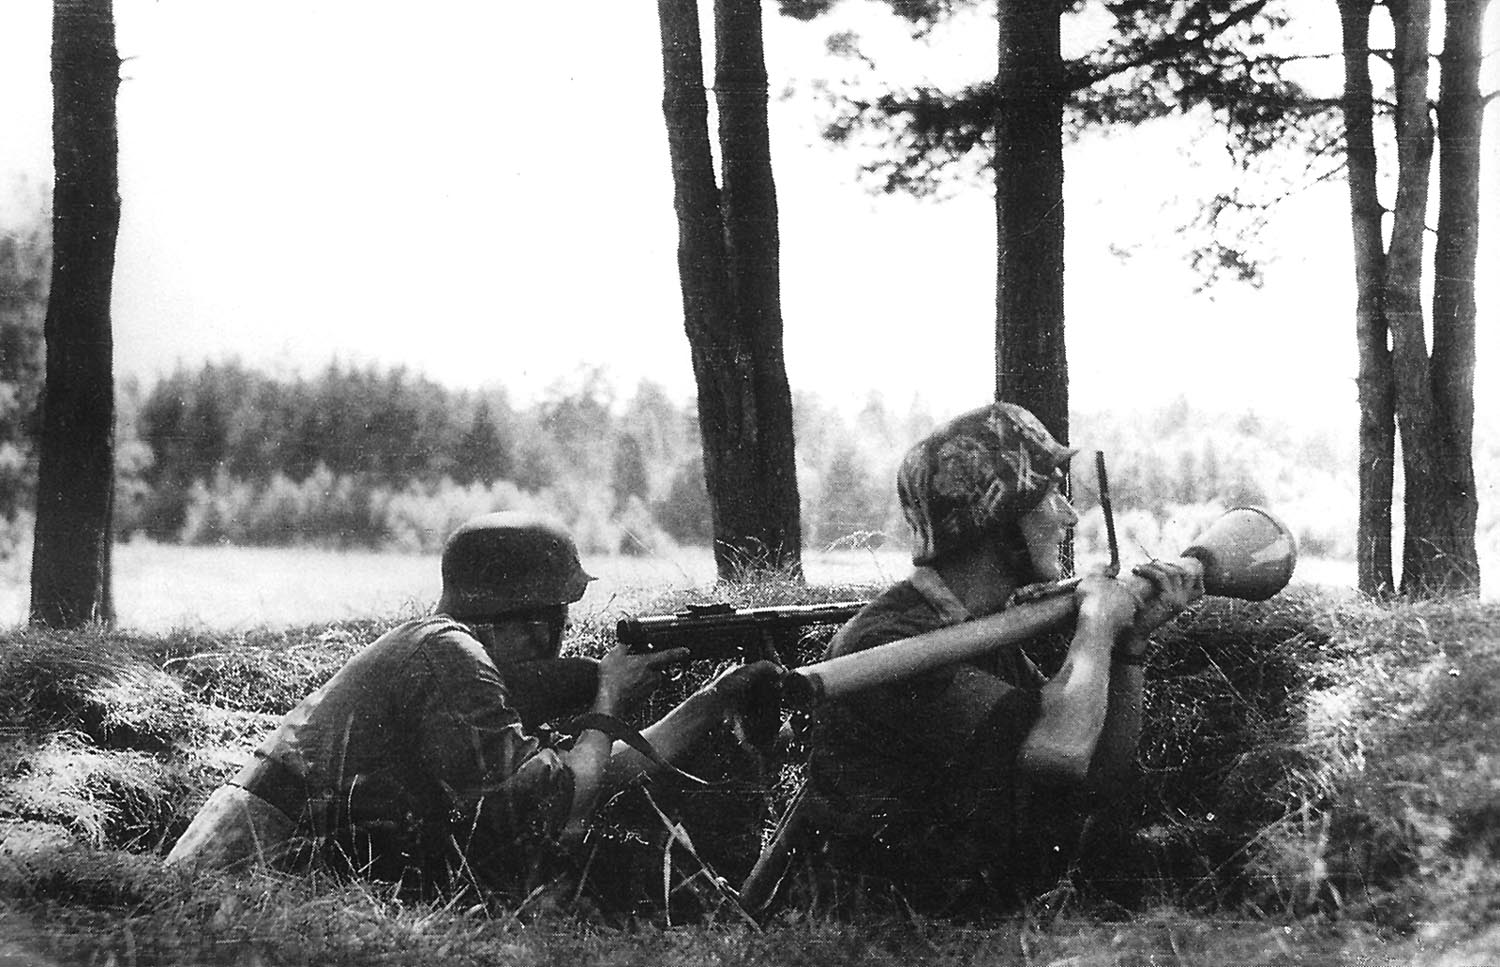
[0,1,1495,433]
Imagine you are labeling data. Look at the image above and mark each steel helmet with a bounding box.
[438,512,594,617]
[897,402,1077,565]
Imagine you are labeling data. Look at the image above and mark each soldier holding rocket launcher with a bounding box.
[793,402,1207,911]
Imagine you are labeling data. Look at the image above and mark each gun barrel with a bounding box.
[616,601,866,651]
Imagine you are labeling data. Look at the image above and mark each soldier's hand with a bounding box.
[704,660,785,711]
[595,641,688,713]
[1128,559,1204,635]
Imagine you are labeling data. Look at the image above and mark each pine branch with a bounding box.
[1071,0,1273,90]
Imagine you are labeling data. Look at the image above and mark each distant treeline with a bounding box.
[100,358,1375,561]
[8,358,1497,565]
[99,360,930,556]
[110,362,708,554]
[6,210,1497,568]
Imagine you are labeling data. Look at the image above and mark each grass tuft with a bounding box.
[1,581,1498,963]
[0,731,184,850]
[157,618,393,715]
[0,628,202,752]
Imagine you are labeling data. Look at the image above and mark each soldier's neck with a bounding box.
[932,542,1025,618]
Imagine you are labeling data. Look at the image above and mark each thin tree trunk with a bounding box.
[1422,0,1484,591]
[1431,0,1482,457]
[658,0,737,558]
[1383,0,1437,595]
[713,0,802,578]
[1382,0,1477,596]
[1338,0,1396,597]
[993,0,1068,444]
[658,0,803,580]
[30,0,119,627]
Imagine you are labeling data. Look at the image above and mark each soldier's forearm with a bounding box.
[560,691,629,837]
[1017,618,1116,784]
[1084,655,1145,795]
[603,686,723,787]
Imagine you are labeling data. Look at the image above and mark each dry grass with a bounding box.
[1,577,1498,965]
[0,853,1439,967]
[1239,596,1500,930]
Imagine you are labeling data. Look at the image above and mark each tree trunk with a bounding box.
[30,0,119,627]
[993,0,1068,444]
[658,0,803,580]
[1381,0,1478,597]
[1382,0,1438,594]
[1421,0,1484,591]
[1338,0,1397,597]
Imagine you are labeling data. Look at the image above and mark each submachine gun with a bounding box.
[615,601,865,663]
[615,601,868,750]
[497,602,864,734]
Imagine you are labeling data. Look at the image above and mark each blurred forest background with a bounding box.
[7,208,1496,575]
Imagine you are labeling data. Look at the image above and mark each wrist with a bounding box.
[1078,605,1133,639]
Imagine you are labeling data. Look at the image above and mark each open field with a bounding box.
[0,542,914,632]
[0,540,1437,633]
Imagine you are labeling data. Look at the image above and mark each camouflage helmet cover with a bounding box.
[438,511,594,617]
[897,402,1078,565]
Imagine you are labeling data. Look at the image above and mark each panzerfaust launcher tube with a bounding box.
[784,506,1297,706]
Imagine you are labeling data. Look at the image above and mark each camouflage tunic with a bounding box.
[170,616,575,891]
[807,568,1055,905]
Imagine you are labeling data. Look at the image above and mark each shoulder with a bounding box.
[312,616,469,684]
[825,580,942,659]
[405,615,482,652]
[412,617,505,676]
[361,614,474,650]
[355,616,496,682]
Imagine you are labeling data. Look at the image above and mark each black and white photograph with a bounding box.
[0,1,1496,963]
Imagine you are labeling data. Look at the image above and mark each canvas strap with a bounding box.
[566,711,713,786]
